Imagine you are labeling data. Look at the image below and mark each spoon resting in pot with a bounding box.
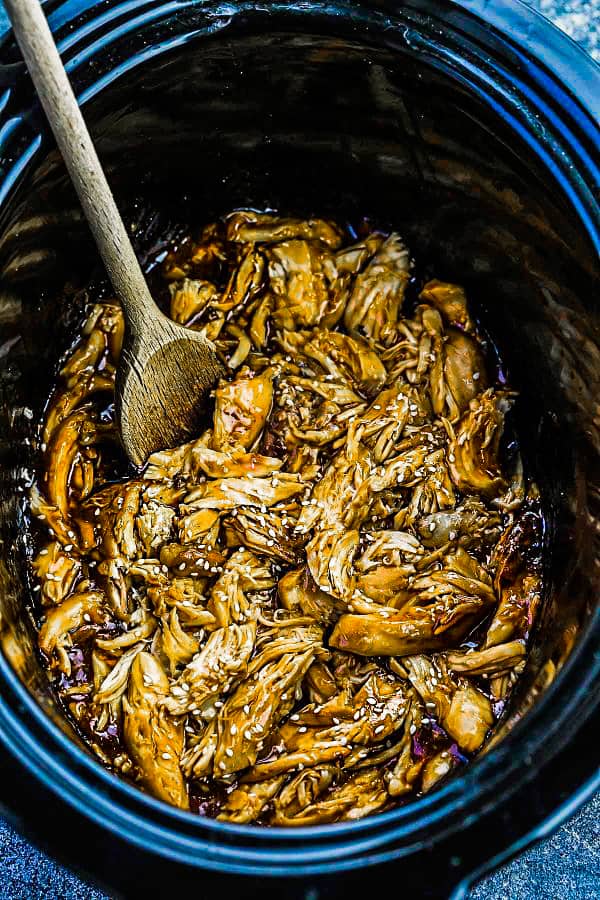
[4,0,224,467]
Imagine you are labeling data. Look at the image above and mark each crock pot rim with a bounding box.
[0,0,598,876]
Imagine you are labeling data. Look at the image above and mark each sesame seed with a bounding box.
[162,752,171,760]
[225,748,234,758]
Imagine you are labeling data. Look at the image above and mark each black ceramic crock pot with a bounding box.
[0,1,598,897]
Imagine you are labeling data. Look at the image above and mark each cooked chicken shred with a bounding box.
[28,211,544,824]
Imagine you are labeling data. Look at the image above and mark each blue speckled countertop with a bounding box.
[0,1,598,897]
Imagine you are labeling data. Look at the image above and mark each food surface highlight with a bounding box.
[28,211,544,823]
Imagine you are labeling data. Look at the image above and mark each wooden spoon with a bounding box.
[4,0,224,467]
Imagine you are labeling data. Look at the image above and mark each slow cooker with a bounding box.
[0,1,598,896]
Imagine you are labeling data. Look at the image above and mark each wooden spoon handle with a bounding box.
[4,0,156,329]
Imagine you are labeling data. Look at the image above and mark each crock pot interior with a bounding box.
[0,20,598,782]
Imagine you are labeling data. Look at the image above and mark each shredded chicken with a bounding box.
[28,211,544,824]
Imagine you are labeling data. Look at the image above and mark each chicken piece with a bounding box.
[85,301,125,361]
[225,211,343,248]
[217,777,286,824]
[351,531,423,607]
[420,280,473,332]
[159,608,199,674]
[178,507,221,547]
[60,319,108,378]
[409,549,496,606]
[335,233,384,274]
[394,449,456,529]
[446,640,526,676]
[304,661,338,704]
[179,717,217,777]
[143,434,211,482]
[223,324,253,368]
[278,567,345,625]
[249,622,324,675]
[223,506,301,564]
[159,542,226,577]
[385,704,424,797]
[212,368,274,450]
[95,556,131,621]
[404,655,493,753]
[44,372,114,445]
[346,384,429,463]
[96,609,156,651]
[123,652,188,809]
[354,565,413,607]
[245,673,408,781]
[181,471,304,512]
[147,577,216,628]
[162,224,226,282]
[295,443,372,534]
[273,768,388,825]
[447,390,512,497]
[267,239,339,331]
[135,499,175,554]
[417,497,502,550]
[425,302,484,421]
[329,593,490,657]
[211,648,316,777]
[94,644,145,704]
[485,572,541,649]
[441,330,488,417]
[343,233,410,345]
[357,531,423,571]
[169,277,219,325]
[219,249,265,312]
[38,590,107,674]
[45,410,97,517]
[485,501,543,647]
[302,330,387,398]
[32,541,81,605]
[82,482,144,559]
[421,749,460,792]
[204,547,275,628]
[164,623,256,716]
[29,484,76,548]
[270,766,337,824]
[286,375,363,408]
[306,527,359,600]
[192,446,283,479]
[343,443,438,531]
